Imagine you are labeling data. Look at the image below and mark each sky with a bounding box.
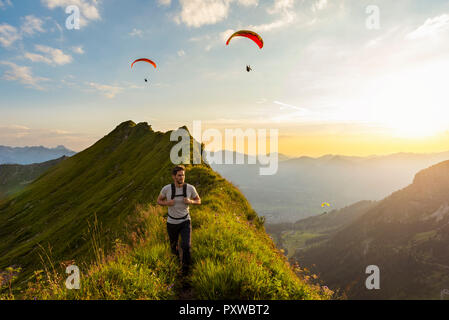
[1,0,449,157]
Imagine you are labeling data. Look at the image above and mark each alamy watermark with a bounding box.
[366,5,380,30]
[170,121,279,176]
[365,265,380,290]
[65,5,80,30]
[65,264,80,289]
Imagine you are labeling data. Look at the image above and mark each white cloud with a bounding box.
[24,52,52,64]
[129,28,143,37]
[0,125,31,139]
[176,0,231,28]
[311,0,327,12]
[41,0,101,26]
[36,45,73,65]
[158,0,171,6]
[88,82,124,99]
[0,24,20,47]
[0,124,31,130]
[237,0,258,6]
[0,16,48,48]
[267,0,293,14]
[406,14,449,40]
[0,0,12,9]
[274,101,308,112]
[248,15,294,32]
[175,0,259,27]
[0,61,50,90]
[49,129,72,135]
[247,0,296,32]
[177,49,186,56]
[25,45,73,65]
[86,81,149,98]
[72,45,85,54]
[189,29,232,51]
[0,125,92,152]
[21,15,46,35]
[365,27,400,48]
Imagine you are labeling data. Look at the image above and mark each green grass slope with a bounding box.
[0,121,176,284]
[0,156,68,200]
[0,121,330,300]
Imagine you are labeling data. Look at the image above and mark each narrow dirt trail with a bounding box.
[175,246,196,300]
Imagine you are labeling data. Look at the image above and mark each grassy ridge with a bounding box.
[0,121,331,300]
[0,121,179,285]
[7,166,330,300]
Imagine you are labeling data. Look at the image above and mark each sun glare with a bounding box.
[368,61,449,138]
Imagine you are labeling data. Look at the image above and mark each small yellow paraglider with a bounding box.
[321,202,331,208]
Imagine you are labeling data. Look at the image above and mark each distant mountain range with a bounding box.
[0,145,76,165]
[209,150,449,223]
[288,160,449,299]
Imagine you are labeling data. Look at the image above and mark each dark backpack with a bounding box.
[168,183,189,221]
[171,183,187,200]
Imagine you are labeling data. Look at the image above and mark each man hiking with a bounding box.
[157,165,201,276]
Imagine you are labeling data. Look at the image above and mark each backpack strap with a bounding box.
[167,183,190,220]
[168,213,189,220]
[171,183,176,200]
[171,183,187,199]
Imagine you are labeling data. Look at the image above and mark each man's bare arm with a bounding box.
[157,194,174,206]
[184,195,201,205]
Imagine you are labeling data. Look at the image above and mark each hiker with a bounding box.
[157,165,201,276]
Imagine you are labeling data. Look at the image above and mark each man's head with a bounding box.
[172,165,186,185]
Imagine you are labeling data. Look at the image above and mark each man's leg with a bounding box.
[180,220,192,275]
[167,222,181,263]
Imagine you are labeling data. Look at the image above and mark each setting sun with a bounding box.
[368,60,449,138]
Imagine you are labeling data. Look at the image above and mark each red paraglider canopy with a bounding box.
[226,30,264,49]
[131,58,157,69]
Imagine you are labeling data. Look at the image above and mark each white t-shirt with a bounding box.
[160,183,199,224]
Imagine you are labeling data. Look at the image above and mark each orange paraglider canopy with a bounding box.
[131,58,157,69]
[226,30,264,49]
